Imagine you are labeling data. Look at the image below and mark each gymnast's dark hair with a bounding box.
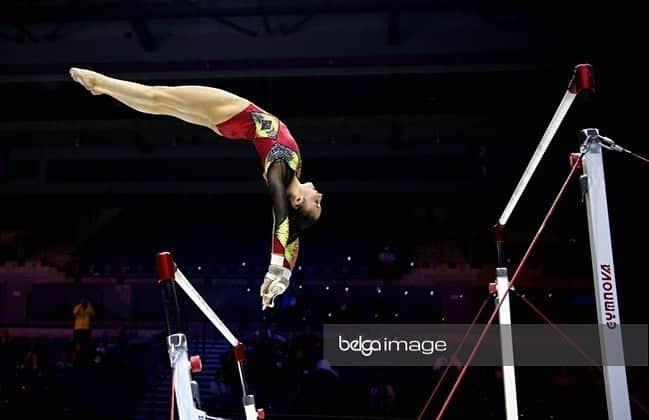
[289,205,318,233]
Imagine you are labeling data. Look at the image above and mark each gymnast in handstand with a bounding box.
[69,68,322,310]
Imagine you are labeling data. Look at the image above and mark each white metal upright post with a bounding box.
[495,267,519,420]
[579,128,631,419]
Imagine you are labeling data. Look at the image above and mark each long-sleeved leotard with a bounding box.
[215,103,301,269]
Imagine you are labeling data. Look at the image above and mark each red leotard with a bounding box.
[216,103,301,180]
[215,103,302,269]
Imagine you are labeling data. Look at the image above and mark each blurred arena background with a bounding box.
[0,2,644,419]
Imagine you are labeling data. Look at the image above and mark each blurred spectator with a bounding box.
[299,359,341,415]
[209,368,234,410]
[368,370,396,417]
[72,296,95,365]
[0,330,10,397]
[19,340,40,374]
[93,340,106,362]
[376,246,398,287]
[294,323,320,371]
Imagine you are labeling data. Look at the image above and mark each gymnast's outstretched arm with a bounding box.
[266,160,300,270]
[260,160,300,310]
[69,67,250,129]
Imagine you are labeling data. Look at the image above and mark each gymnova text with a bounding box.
[338,335,447,357]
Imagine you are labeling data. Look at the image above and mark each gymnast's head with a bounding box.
[289,181,323,231]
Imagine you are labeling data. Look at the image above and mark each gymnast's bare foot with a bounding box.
[69,67,103,95]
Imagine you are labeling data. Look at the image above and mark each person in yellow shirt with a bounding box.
[73,297,95,350]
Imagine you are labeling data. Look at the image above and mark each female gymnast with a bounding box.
[69,67,323,310]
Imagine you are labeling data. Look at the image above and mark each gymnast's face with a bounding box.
[300,182,323,221]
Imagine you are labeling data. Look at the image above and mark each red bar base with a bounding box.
[493,223,505,242]
[569,153,583,169]
[234,343,247,361]
[569,64,594,93]
[190,355,202,373]
[156,252,176,283]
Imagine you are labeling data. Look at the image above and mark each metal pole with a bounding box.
[579,128,632,419]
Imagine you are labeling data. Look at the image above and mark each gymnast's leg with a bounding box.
[69,67,250,129]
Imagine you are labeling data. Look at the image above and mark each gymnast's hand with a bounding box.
[69,67,103,95]
[260,264,291,310]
